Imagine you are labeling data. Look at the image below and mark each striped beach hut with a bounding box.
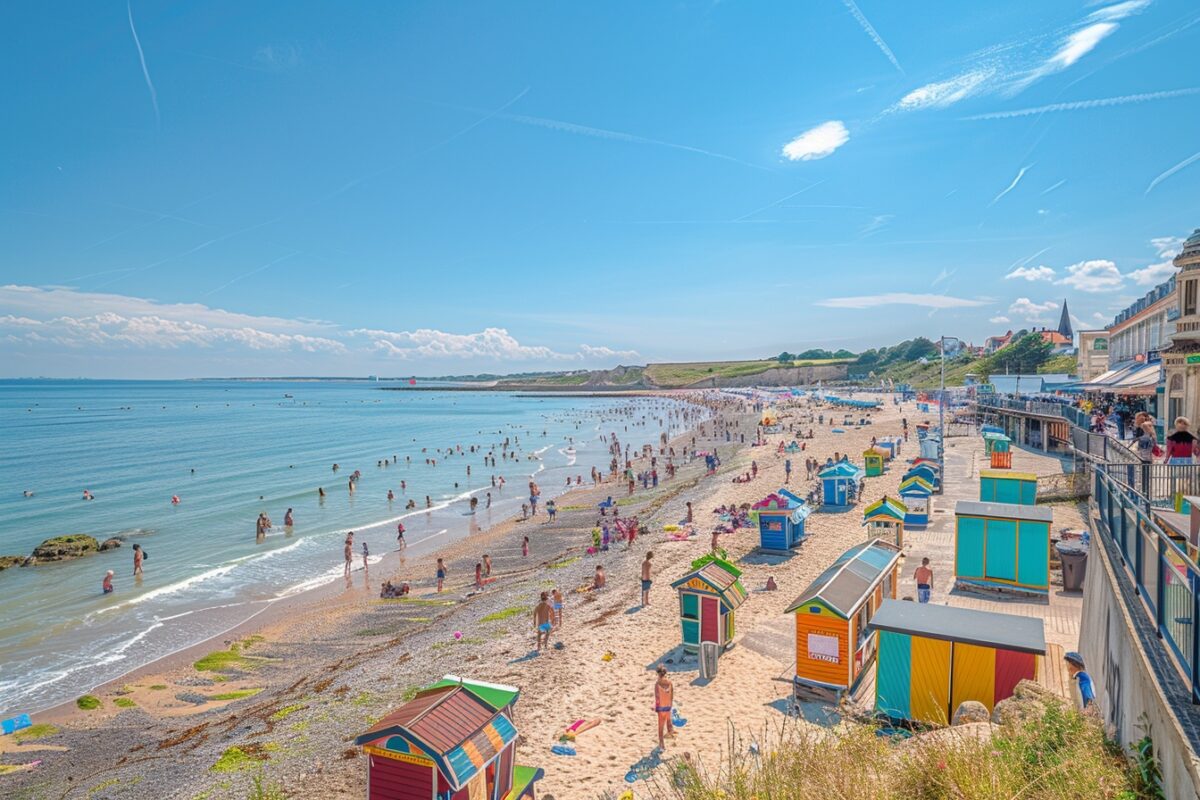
[672,555,748,655]
[752,489,810,552]
[355,676,543,800]
[870,600,1046,726]
[898,475,934,527]
[979,469,1038,505]
[863,447,886,477]
[905,460,941,489]
[786,539,903,699]
[862,496,907,548]
[954,500,1053,595]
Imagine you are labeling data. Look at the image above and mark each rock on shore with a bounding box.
[24,534,101,565]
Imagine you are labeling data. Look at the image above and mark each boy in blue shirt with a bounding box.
[1064,651,1095,709]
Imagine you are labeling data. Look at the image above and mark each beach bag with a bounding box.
[142,550,149,560]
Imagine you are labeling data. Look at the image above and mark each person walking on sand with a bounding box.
[641,552,654,607]
[685,501,693,524]
[132,543,144,577]
[344,533,354,576]
[534,592,554,651]
[436,558,447,592]
[522,535,529,557]
[474,562,484,590]
[552,587,564,628]
[397,523,406,550]
[914,557,933,603]
[546,499,557,521]
[654,665,675,750]
[483,553,493,578]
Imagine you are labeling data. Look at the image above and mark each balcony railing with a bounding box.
[1093,467,1200,703]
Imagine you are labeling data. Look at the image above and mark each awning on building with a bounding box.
[1077,360,1146,392]
[1106,362,1162,395]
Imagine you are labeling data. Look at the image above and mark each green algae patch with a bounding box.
[211,688,263,701]
[482,606,527,622]
[148,684,168,690]
[194,649,250,672]
[76,695,101,710]
[270,703,305,721]
[546,556,581,570]
[113,697,137,708]
[14,723,59,743]
[211,744,271,773]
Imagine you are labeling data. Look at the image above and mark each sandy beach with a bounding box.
[3,391,1051,799]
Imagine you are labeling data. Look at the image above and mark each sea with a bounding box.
[0,380,702,716]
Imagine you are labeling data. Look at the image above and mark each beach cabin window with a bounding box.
[883,572,893,600]
[1187,279,1198,317]
[808,633,839,663]
[681,593,699,620]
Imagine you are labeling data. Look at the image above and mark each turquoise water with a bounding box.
[0,380,697,715]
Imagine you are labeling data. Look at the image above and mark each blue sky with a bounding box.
[2,0,1198,377]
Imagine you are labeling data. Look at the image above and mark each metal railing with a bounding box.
[975,396,1139,464]
[1101,462,1200,507]
[1093,467,1200,704]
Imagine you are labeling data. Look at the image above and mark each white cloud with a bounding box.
[1088,1,1152,24]
[990,315,1011,324]
[815,293,988,310]
[0,285,637,368]
[890,69,994,112]
[352,327,639,362]
[1006,265,1055,281]
[1056,259,1125,292]
[782,121,849,162]
[1127,235,1184,286]
[1009,297,1060,321]
[1050,22,1118,69]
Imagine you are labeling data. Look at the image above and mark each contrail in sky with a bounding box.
[841,0,904,73]
[127,2,159,126]
[1041,179,1067,195]
[990,164,1033,206]
[964,88,1200,120]
[203,252,298,298]
[1146,151,1200,195]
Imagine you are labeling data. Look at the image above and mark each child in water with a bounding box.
[102,570,114,594]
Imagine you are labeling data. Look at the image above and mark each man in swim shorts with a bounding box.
[534,592,553,651]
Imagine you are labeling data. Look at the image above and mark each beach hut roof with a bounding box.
[868,599,1046,655]
[818,461,865,479]
[864,446,888,457]
[671,556,748,610]
[979,469,1038,482]
[911,458,941,469]
[898,476,933,495]
[753,492,803,511]
[354,684,518,790]
[422,676,520,712]
[955,500,1053,523]
[862,497,907,523]
[785,539,902,618]
[982,432,1012,443]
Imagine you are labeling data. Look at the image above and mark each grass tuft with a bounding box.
[113,697,137,708]
[76,695,101,710]
[13,723,58,743]
[270,703,305,721]
[210,688,263,702]
[482,606,528,622]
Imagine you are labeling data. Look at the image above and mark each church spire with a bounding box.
[1057,299,1073,341]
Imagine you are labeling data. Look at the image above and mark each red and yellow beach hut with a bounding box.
[355,676,543,800]
[786,539,903,699]
[870,601,1046,726]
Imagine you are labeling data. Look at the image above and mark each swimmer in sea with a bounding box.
[103,570,114,594]
[284,508,294,527]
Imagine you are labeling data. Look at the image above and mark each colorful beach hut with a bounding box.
[979,469,1038,505]
[786,539,903,698]
[954,500,1052,594]
[876,436,902,459]
[818,461,865,509]
[355,676,543,800]
[898,476,934,527]
[863,448,886,477]
[672,554,748,655]
[980,424,1005,436]
[983,432,1013,469]
[870,600,1046,726]
[919,435,941,461]
[862,496,907,548]
[752,489,810,552]
[904,461,940,489]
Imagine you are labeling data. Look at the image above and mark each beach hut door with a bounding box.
[701,597,719,643]
[836,480,847,506]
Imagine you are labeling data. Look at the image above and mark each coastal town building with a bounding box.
[1106,275,1177,365]
[1076,330,1109,382]
[1162,230,1200,424]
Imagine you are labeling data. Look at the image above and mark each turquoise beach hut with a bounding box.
[752,489,810,552]
[954,500,1052,595]
[819,461,865,509]
[903,463,940,490]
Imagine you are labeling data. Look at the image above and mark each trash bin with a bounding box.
[698,642,719,680]
[1056,540,1089,591]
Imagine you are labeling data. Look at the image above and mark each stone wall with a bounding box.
[1080,528,1200,799]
